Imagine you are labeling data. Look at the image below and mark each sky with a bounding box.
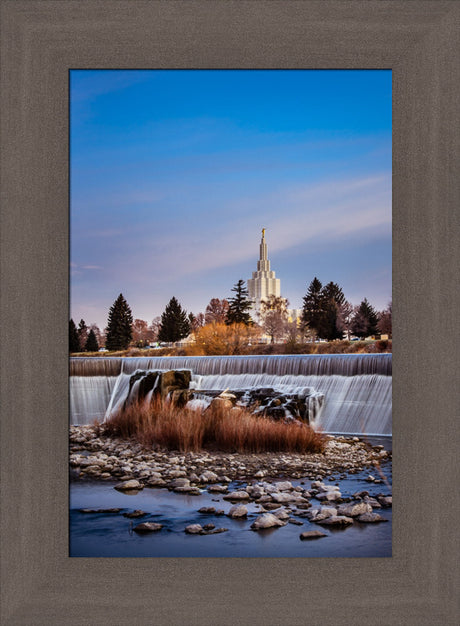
[70,69,392,330]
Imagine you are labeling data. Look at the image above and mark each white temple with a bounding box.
[247,228,281,315]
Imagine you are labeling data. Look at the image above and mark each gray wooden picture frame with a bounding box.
[1,1,459,624]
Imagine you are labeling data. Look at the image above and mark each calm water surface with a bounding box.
[70,458,392,558]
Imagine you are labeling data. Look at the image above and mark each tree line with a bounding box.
[70,279,391,352]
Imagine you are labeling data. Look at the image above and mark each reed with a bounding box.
[103,398,326,454]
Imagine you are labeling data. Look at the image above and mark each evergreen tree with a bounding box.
[158,297,191,343]
[105,293,133,350]
[77,319,88,351]
[351,298,379,338]
[69,319,80,353]
[225,280,253,326]
[85,329,99,352]
[302,277,324,339]
[321,282,346,341]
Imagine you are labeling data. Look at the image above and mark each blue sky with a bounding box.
[70,70,391,329]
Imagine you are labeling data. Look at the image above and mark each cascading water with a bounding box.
[69,354,392,435]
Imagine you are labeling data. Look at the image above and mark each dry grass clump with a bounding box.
[103,398,326,454]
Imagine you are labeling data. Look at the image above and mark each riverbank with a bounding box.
[70,424,391,483]
[70,426,392,557]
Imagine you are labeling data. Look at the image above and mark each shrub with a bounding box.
[103,398,326,454]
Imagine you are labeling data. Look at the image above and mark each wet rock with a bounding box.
[203,523,215,531]
[223,491,251,501]
[262,502,282,511]
[288,518,303,526]
[114,479,143,491]
[123,510,147,518]
[202,527,228,535]
[313,507,337,521]
[168,477,190,490]
[79,508,121,514]
[199,471,219,483]
[251,513,287,530]
[316,515,353,527]
[133,522,163,533]
[198,507,216,514]
[273,509,290,521]
[207,484,228,493]
[316,490,342,502]
[337,502,372,517]
[227,505,248,518]
[185,524,203,534]
[146,478,167,487]
[300,530,327,540]
[357,512,388,523]
[273,481,293,491]
[378,496,392,507]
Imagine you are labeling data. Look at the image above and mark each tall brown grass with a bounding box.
[103,398,326,454]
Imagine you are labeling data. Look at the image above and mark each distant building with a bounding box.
[247,228,302,328]
[247,228,281,317]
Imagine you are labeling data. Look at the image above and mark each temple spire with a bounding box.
[247,228,280,316]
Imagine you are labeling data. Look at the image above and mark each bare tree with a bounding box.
[205,298,230,324]
[132,319,153,346]
[149,316,162,342]
[377,301,392,338]
[336,300,354,340]
[259,295,289,343]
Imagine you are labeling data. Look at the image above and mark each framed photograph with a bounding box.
[1,1,458,624]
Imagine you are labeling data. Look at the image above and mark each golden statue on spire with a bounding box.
[262,228,265,238]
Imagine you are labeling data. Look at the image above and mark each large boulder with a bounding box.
[251,513,287,530]
[227,505,248,519]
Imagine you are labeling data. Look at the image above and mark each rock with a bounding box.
[185,524,203,534]
[366,475,376,482]
[203,523,215,531]
[79,508,121,514]
[202,527,228,535]
[288,519,303,526]
[314,507,337,521]
[199,471,219,483]
[260,502,281,511]
[271,491,304,504]
[251,513,287,530]
[315,515,353,527]
[246,485,265,499]
[123,510,147,518]
[223,491,251,501]
[353,490,370,499]
[146,478,167,487]
[227,505,248,518]
[207,484,228,493]
[337,502,372,517]
[114,480,143,491]
[273,481,293,491]
[273,509,290,520]
[168,478,190,490]
[378,496,392,507]
[133,522,163,533]
[357,512,388,523]
[198,507,216,514]
[300,530,327,540]
[316,490,342,502]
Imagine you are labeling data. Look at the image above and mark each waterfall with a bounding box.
[70,353,391,377]
[69,354,392,435]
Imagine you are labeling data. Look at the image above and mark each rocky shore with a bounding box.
[70,425,392,537]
